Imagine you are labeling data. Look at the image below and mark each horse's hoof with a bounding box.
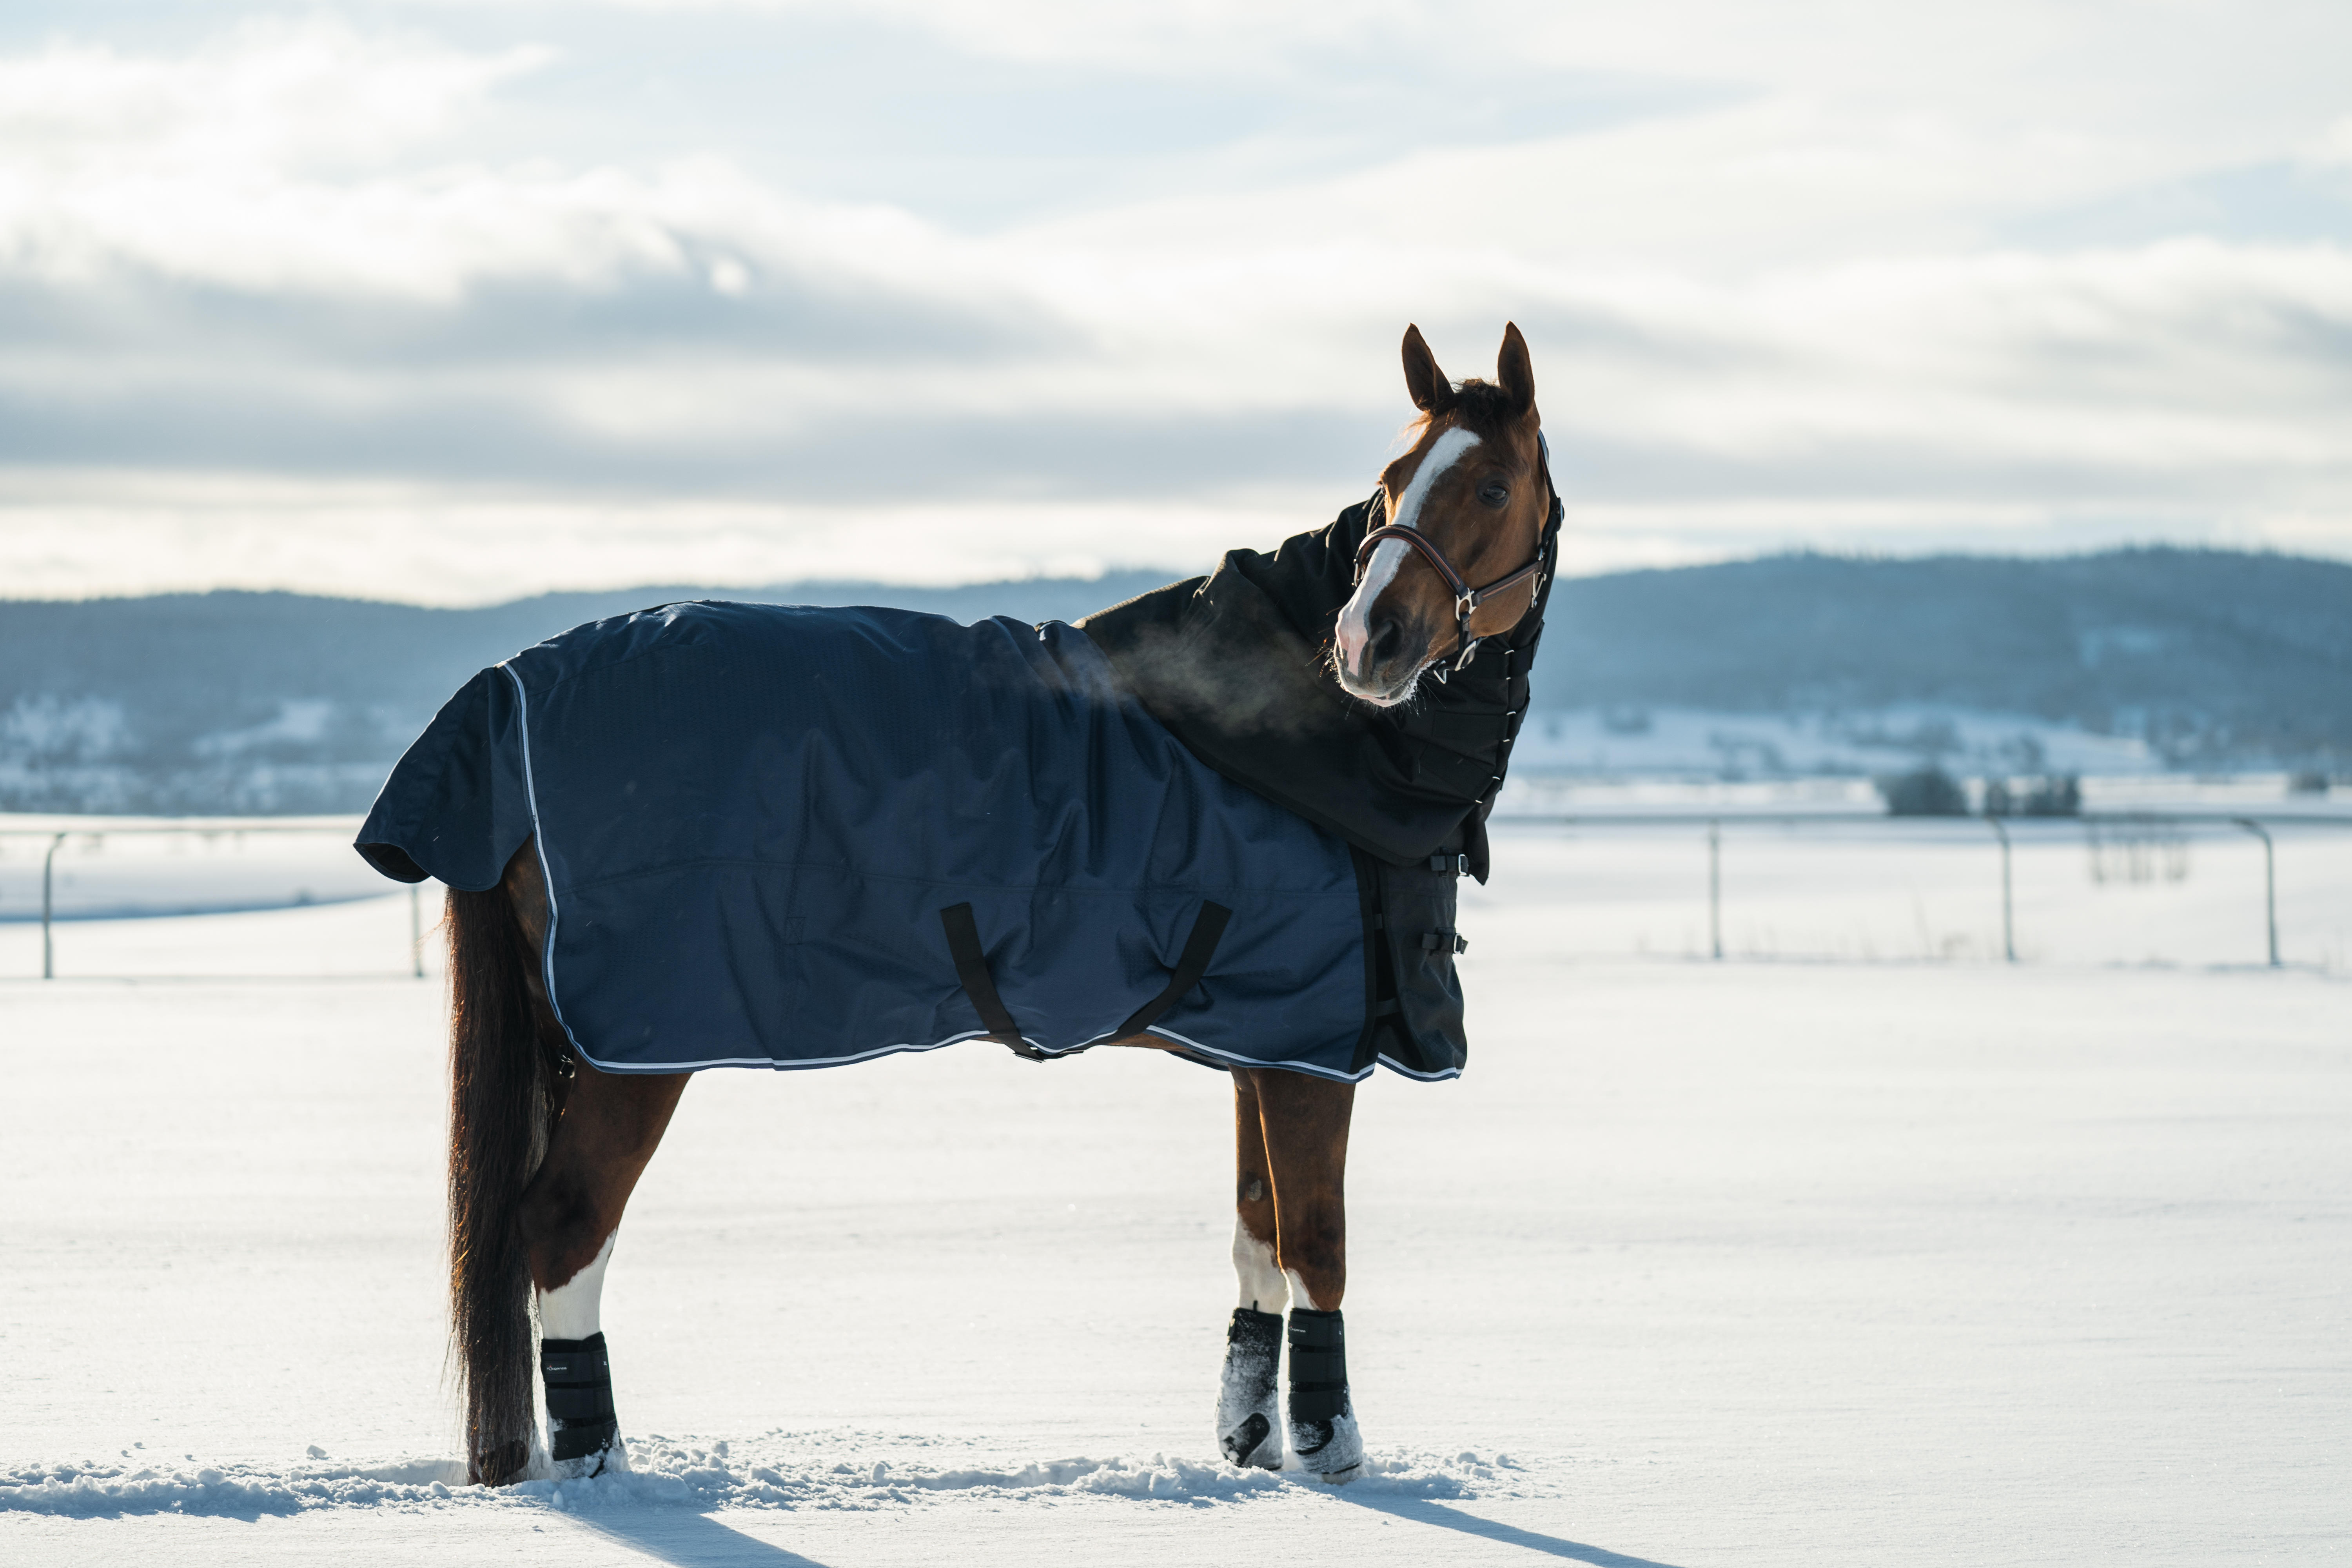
[548,1445,615,1482]
[1216,1308,1284,1470]
[1288,1411,1364,1482]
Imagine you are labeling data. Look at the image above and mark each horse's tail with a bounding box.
[445,881,561,1485]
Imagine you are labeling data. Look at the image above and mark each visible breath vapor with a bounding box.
[1106,620,1341,740]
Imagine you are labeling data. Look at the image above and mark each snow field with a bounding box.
[3,820,2348,1564]
[4,1437,1522,1516]
[0,821,389,924]
[9,807,2348,980]
[1474,817,2352,969]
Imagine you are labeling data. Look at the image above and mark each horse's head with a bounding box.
[1333,322,1550,707]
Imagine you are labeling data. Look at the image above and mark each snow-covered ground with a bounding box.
[1471,817,2352,971]
[4,822,2348,1564]
[0,818,388,924]
[8,805,2349,976]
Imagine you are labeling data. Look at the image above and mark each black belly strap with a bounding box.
[938,902,1033,1055]
[940,899,1232,1062]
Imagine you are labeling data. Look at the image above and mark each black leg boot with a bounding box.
[541,1333,620,1477]
[1286,1308,1362,1483]
[1216,1308,1284,1468]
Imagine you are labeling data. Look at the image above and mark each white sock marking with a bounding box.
[1282,1267,1322,1313]
[1232,1218,1288,1314]
[537,1232,613,1340]
[1335,426,1483,681]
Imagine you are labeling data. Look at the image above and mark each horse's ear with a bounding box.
[1497,321,1535,419]
[1401,324,1454,415]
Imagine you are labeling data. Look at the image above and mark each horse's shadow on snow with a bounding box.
[563,1508,834,1568]
[550,1483,1685,1568]
[1329,1490,1692,1568]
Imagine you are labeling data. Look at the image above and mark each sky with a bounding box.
[3,0,2350,604]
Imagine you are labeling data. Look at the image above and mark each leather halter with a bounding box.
[1352,430,1557,675]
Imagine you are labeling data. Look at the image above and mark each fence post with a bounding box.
[2231,818,2279,968]
[41,832,67,980]
[1987,816,2015,963]
[410,883,425,979]
[1708,818,1722,961]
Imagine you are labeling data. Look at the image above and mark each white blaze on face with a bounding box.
[1335,426,1483,682]
[537,1231,615,1340]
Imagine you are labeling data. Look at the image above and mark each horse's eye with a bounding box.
[1479,481,1509,509]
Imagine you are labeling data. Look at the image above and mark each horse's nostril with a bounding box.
[1368,619,1403,669]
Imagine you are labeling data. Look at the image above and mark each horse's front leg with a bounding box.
[1216,1070,1288,1469]
[518,1065,688,1477]
[1233,1067,1362,1482]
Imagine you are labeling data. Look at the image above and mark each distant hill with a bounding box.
[0,574,1171,814]
[1539,549,2352,766]
[3,548,2346,813]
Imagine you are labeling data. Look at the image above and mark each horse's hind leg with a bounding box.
[518,1065,688,1477]
[1249,1067,1362,1483]
[1216,1072,1287,1469]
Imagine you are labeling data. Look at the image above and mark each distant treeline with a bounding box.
[3,547,2347,813]
[1541,549,2352,761]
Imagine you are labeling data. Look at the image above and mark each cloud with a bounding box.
[0,34,1012,311]
[0,467,1324,605]
[3,5,2352,603]
[0,18,532,167]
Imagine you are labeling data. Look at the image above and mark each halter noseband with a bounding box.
[1352,430,1557,675]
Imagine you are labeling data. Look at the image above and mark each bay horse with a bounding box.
[405,323,1555,1488]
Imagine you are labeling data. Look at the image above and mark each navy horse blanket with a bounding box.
[355,603,1408,1081]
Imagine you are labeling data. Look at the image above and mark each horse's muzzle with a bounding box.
[1335,614,1432,707]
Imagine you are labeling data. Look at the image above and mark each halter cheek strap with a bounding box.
[1353,430,1559,674]
[1353,529,1544,670]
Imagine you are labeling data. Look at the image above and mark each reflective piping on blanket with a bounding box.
[502,662,587,1060]
[1374,1053,1464,1082]
[548,1013,1453,1082]
[1143,1024,1374,1085]
[562,1030,1460,1080]
[568,1029,1010,1076]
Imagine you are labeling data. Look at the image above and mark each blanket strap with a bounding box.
[1109,900,1233,1040]
[939,899,1234,1063]
[938,902,1044,1060]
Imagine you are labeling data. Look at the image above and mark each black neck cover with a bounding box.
[1078,490,1561,884]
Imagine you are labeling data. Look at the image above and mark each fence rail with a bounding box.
[1494,810,2352,969]
[7,811,2349,979]
[0,823,423,980]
